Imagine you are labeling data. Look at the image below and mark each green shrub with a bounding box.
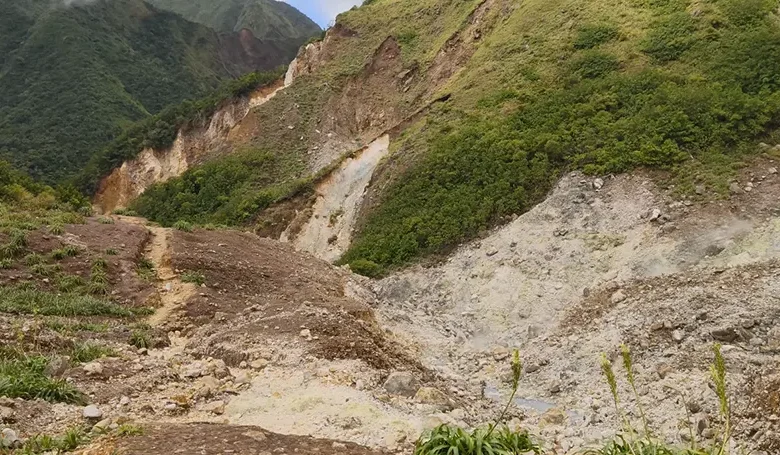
[348,259,383,278]
[181,270,205,285]
[571,51,620,79]
[574,23,619,49]
[22,427,89,453]
[129,330,151,349]
[97,217,114,225]
[641,12,697,62]
[56,274,86,293]
[0,259,13,269]
[24,253,44,266]
[173,220,194,232]
[51,245,80,260]
[0,355,84,404]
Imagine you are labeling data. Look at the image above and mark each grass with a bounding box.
[97,217,114,225]
[0,286,150,317]
[9,426,88,454]
[137,258,156,282]
[0,355,84,404]
[43,319,109,334]
[181,270,205,285]
[70,342,116,364]
[51,244,80,260]
[129,330,151,349]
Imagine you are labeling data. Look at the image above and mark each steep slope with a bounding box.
[0,0,300,183]
[148,0,321,52]
[99,0,780,275]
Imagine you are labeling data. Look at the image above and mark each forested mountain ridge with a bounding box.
[148,0,322,44]
[0,0,317,183]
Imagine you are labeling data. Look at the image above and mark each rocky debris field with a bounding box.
[4,160,780,455]
[374,162,780,454]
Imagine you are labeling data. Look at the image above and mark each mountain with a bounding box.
[96,0,780,274]
[0,0,314,183]
[147,0,322,58]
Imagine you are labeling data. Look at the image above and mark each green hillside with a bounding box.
[148,0,321,54]
[121,0,780,274]
[0,0,305,183]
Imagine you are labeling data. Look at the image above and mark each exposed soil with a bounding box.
[80,424,391,455]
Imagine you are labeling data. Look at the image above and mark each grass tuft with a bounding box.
[0,286,149,317]
[0,355,84,404]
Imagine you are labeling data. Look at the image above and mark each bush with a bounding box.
[641,12,697,62]
[348,259,383,278]
[173,220,194,232]
[0,355,84,404]
[571,51,620,79]
[574,24,619,49]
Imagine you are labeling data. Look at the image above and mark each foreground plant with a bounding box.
[415,351,541,455]
[588,344,736,455]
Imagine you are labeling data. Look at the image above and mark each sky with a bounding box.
[283,0,362,28]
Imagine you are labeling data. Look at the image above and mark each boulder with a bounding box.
[414,387,453,411]
[383,372,421,397]
[83,405,103,420]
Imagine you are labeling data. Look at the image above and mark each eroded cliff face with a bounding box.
[94,0,502,260]
[94,81,285,213]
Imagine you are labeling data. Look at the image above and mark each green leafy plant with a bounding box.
[105,248,118,256]
[129,330,151,349]
[173,220,194,232]
[137,258,156,282]
[574,23,620,49]
[116,423,144,437]
[97,217,114,225]
[415,351,540,455]
[0,355,85,404]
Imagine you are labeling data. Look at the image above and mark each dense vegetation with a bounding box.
[148,0,320,50]
[0,0,304,183]
[76,70,283,195]
[340,0,780,272]
[130,145,307,226]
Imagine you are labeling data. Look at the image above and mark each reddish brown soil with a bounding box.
[170,229,426,374]
[83,424,391,455]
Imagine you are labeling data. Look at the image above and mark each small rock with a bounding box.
[671,330,685,343]
[250,359,269,370]
[92,418,112,432]
[486,249,499,257]
[45,356,70,377]
[414,387,453,411]
[182,361,205,378]
[300,329,311,338]
[539,408,566,426]
[770,167,778,175]
[383,372,421,397]
[234,371,252,385]
[525,363,541,374]
[729,182,743,195]
[83,362,103,376]
[695,185,706,195]
[695,414,709,435]
[750,337,765,347]
[549,381,562,394]
[711,328,739,343]
[83,405,103,420]
[201,401,226,415]
[687,401,702,414]
[656,363,674,379]
[119,396,131,407]
[649,209,662,221]
[610,290,627,304]
[0,407,14,423]
[593,178,604,190]
[163,403,178,412]
[213,312,227,322]
[0,428,19,449]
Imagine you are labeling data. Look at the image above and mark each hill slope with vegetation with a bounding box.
[0,0,312,183]
[148,0,321,50]
[110,0,780,274]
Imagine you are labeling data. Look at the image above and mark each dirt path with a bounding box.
[116,216,197,327]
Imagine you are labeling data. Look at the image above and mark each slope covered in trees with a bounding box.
[0,0,314,183]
